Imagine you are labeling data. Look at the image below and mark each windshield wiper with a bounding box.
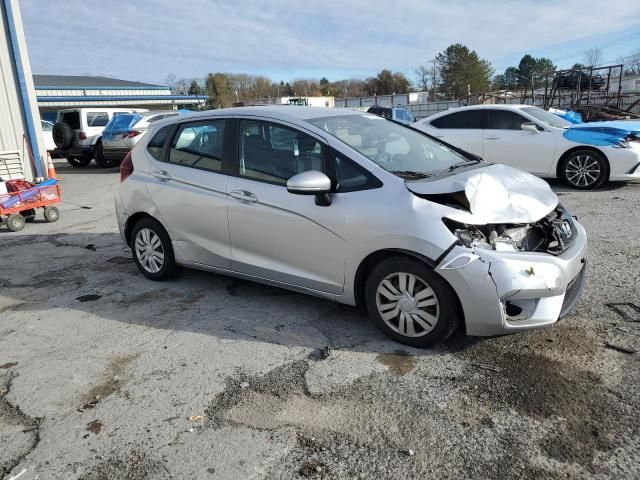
[447,159,482,173]
[390,170,432,179]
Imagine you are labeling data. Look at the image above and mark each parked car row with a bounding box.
[412,104,640,189]
[51,108,187,168]
[115,106,588,347]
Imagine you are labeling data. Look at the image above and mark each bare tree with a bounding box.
[583,48,603,67]
[620,49,640,74]
[414,65,430,92]
[165,73,177,90]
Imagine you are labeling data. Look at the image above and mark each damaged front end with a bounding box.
[407,163,588,336]
[443,205,577,256]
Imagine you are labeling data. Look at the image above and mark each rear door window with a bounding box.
[486,110,528,130]
[168,120,226,172]
[430,110,485,129]
[86,112,110,127]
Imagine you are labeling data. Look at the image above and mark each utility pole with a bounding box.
[431,58,437,102]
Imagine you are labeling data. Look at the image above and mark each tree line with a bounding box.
[166,44,640,108]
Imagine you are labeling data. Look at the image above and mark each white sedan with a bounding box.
[412,104,640,189]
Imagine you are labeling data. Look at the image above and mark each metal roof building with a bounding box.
[1,0,45,181]
[34,75,206,120]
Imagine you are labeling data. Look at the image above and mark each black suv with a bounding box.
[556,71,606,90]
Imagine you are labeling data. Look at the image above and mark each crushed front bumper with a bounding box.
[436,221,587,336]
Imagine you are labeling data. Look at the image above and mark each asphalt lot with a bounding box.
[1,159,640,479]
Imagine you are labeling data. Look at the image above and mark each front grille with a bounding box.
[559,262,586,318]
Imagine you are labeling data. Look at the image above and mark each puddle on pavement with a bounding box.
[86,419,103,434]
[375,351,416,375]
[81,353,140,403]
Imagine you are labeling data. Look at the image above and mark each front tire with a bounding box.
[365,256,461,347]
[6,214,26,232]
[130,217,178,281]
[560,149,608,190]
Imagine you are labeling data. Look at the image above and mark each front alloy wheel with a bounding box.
[561,150,607,189]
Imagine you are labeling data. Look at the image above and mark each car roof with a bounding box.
[424,104,537,120]
[151,106,364,128]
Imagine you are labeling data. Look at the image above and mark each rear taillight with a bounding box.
[79,131,87,140]
[120,152,133,182]
[126,130,143,138]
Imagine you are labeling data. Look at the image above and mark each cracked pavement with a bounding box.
[0,159,639,479]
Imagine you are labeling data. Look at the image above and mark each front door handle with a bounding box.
[152,169,172,181]
[229,190,258,203]
[485,136,500,140]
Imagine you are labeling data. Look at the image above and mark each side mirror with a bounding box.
[287,170,332,206]
[521,122,540,133]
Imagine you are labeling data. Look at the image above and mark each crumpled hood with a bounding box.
[406,163,558,224]
[564,120,640,146]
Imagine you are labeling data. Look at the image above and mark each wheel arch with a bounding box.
[556,146,610,180]
[124,212,167,246]
[353,248,440,307]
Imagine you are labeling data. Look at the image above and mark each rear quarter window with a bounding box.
[147,125,172,160]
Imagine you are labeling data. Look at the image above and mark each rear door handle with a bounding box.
[229,190,258,203]
[485,136,500,140]
[152,169,171,181]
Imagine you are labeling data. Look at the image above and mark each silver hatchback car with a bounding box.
[115,106,587,347]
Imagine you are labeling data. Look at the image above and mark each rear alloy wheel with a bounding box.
[131,218,178,281]
[561,150,608,190]
[365,257,460,347]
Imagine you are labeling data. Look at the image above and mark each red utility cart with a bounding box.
[0,179,61,232]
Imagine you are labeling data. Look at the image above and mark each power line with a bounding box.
[550,31,640,63]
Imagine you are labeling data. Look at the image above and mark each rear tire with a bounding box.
[130,217,178,281]
[6,214,26,232]
[93,142,107,168]
[560,149,608,190]
[364,256,461,347]
[66,155,91,168]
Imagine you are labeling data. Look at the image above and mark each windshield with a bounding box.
[522,107,572,129]
[306,114,472,177]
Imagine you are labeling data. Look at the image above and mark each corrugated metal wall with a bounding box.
[0,0,45,181]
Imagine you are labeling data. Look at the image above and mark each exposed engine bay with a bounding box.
[444,206,576,255]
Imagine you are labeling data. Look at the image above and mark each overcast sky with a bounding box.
[20,0,640,85]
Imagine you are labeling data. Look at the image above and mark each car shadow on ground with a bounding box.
[547,178,631,194]
[52,162,120,175]
[0,231,483,357]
